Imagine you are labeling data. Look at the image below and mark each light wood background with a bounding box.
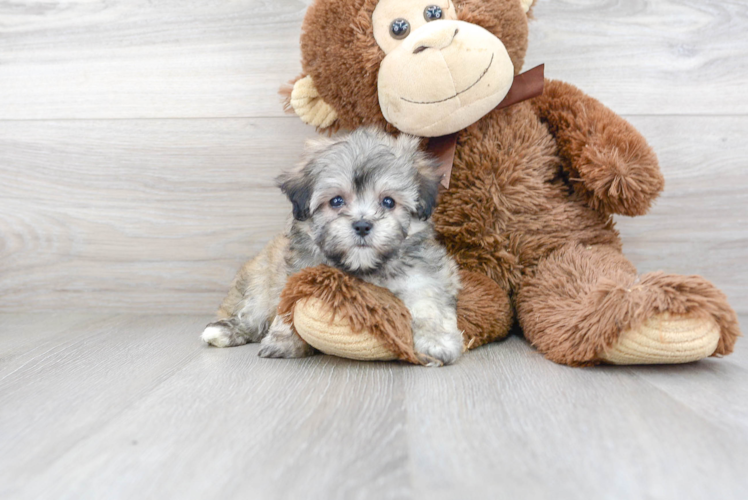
[1,0,746,314]
[1,2,748,499]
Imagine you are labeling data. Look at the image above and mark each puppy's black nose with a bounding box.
[352,220,373,237]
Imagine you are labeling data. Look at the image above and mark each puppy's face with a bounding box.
[278,128,440,274]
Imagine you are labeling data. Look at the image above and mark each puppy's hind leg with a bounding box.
[201,317,260,348]
[202,235,289,348]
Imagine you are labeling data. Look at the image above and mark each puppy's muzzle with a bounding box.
[352,219,373,237]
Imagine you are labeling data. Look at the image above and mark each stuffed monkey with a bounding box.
[272,0,741,366]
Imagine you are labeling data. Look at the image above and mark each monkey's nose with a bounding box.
[409,23,459,54]
[352,220,373,237]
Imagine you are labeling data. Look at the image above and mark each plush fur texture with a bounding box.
[534,80,665,217]
[279,0,740,365]
[456,271,514,349]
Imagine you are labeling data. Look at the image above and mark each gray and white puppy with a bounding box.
[201,128,463,365]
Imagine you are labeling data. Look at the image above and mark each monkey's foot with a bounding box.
[599,313,720,365]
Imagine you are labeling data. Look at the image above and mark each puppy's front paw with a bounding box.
[414,330,463,367]
[201,320,248,348]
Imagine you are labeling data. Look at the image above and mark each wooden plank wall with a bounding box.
[1,0,746,314]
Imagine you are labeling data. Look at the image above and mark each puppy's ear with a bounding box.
[277,137,337,221]
[277,168,315,221]
[416,169,441,221]
[303,136,337,155]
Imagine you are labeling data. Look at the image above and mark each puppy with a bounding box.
[201,128,463,365]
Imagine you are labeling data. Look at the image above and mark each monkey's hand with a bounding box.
[532,79,664,217]
[279,266,514,365]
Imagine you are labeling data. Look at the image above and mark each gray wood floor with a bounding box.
[1,313,747,500]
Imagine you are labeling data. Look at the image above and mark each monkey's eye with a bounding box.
[330,196,345,208]
[390,19,410,39]
[381,197,396,209]
[424,5,443,21]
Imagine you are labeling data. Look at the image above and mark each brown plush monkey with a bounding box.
[281,0,741,365]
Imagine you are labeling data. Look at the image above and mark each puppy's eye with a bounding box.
[330,196,345,208]
[390,19,410,39]
[381,197,396,209]
[424,5,443,21]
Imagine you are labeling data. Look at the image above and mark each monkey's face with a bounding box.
[292,0,533,136]
[373,0,515,137]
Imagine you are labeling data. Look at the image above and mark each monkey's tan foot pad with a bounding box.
[293,298,399,361]
[600,313,720,365]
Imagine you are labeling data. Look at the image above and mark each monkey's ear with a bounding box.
[276,168,315,221]
[519,0,535,14]
[416,170,441,221]
[285,75,339,129]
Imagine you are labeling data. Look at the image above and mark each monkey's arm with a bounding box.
[532,79,664,216]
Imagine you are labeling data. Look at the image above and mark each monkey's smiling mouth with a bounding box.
[400,53,494,105]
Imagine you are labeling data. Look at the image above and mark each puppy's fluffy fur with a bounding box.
[201,128,463,365]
